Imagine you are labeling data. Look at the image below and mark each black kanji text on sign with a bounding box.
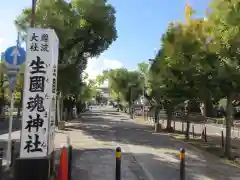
[29,76,45,92]
[27,94,45,112]
[41,34,49,42]
[30,56,46,74]
[24,134,43,153]
[40,43,49,52]
[30,33,38,41]
[25,113,44,132]
[30,43,39,52]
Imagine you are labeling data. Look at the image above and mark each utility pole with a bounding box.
[31,0,37,27]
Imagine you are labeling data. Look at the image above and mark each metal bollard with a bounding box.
[192,125,195,139]
[115,147,121,180]
[10,140,15,167]
[180,148,185,180]
[0,148,3,180]
[221,130,224,148]
[204,127,207,142]
[68,145,73,180]
[201,129,204,139]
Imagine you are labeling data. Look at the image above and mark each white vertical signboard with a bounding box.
[20,28,57,158]
[48,30,59,155]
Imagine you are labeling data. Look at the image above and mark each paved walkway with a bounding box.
[54,108,240,179]
[54,112,144,180]
[114,111,240,179]
[0,108,240,179]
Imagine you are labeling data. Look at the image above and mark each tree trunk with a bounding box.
[224,93,233,159]
[186,99,200,140]
[154,105,160,124]
[64,108,68,121]
[128,86,134,119]
[187,100,201,113]
[184,121,190,140]
[166,103,173,131]
[129,102,134,119]
[204,99,214,117]
[116,99,120,112]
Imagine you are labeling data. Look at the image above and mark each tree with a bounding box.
[206,0,240,158]
[14,65,25,118]
[148,48,187,131]
[15,0,117,98]
[75,79,97,112]
[137,61,150,80]
[15,0,117,120]
[95,70,109,87]
[148,4,220,135]
[79,80,97,102]
[104,68,142,118]
[137,61,150,103]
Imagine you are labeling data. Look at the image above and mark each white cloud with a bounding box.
[85,57,123,80]
[103,59,122,69]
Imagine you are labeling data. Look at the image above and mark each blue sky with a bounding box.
[0,0,210,78]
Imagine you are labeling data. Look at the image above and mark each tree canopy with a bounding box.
[15,0,117,97]
[144,1,240,158]
[0,0,118,119]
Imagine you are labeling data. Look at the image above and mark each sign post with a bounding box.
[14,28,59,180]
[4,42,26,168]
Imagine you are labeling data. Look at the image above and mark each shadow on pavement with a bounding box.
[64,148,181,180]
[63,147,238,180]
[65,110,240,179]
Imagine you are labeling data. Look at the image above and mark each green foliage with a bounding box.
[78,79,97,102]
[207,0,240,157]
[103,68,142,104]
[15,0,117,97]
[207,0,240,95]
[137,61,149,77]
[148,16,221,110]
[146,1,240,156]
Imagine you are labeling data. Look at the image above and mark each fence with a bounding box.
[144,110,240,139]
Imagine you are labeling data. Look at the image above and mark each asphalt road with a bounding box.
[1,107,240,179]
[72,107,240,179]
[0,117,21,135]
